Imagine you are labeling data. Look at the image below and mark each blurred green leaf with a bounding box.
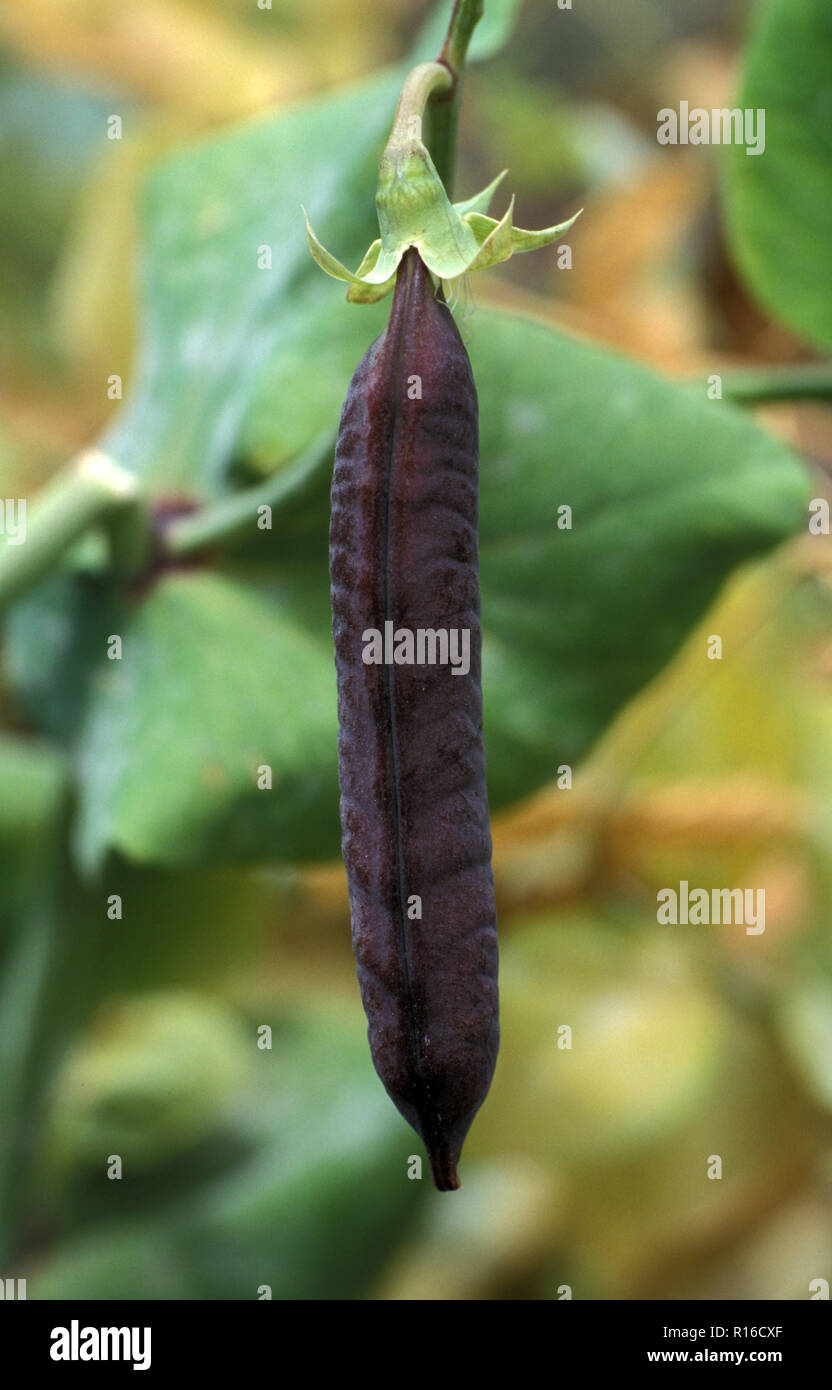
[0,59,121,364]
[30,1007,425,1299]
[72,570,340,870]
[238,298,387,473]
[103,70,401,496]
[724,0,832,353]
[563,1018,812,1298]
[775,979,832,1111]
[46,993,252,1173]
[467,312,808,803]
[0,736,66,904]
[67,861,281,996]
[378,1157,565,1299]
[472,914,725,1164]
[0,62,115,264]
[4,572,127,743]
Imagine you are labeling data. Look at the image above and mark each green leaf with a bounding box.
[68,863,281,999]
[467,311,808,804]
[72,570,340,871]
[4,572,127,742]
[723,0,832,353]
[238,296,388,470]
[103,69,402,496]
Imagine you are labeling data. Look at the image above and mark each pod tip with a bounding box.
[428,1148,461,1192]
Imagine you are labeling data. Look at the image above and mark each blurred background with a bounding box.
[1,0,831,1300]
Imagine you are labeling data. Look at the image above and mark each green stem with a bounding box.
[164,431,334,557]
[426,0,483,193]
[0,450,151,609]
[387,62,452,152]
[719,363,832,405]
[0,870,62,1262]
[439,0,485,78]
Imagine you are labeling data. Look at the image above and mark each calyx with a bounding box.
[304,61,581,303]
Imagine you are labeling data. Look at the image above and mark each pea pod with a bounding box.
[330,249,499,1190]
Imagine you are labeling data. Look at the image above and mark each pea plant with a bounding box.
[0,0,825,1296]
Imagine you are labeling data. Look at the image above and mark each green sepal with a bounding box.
[465,205,584,272]
[303,113,580,301]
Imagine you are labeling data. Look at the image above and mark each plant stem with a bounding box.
[719,363,832,405]
[387,62,452,152]
[425,0,484,192]
[164,431,334,557]
[0,851,64,1263]
[439,0,485,77]
[0,450,151,608]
